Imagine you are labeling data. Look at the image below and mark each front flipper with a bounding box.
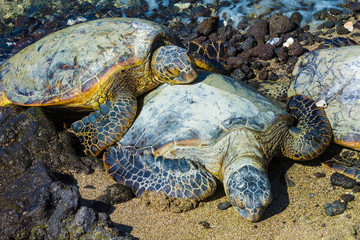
[281,95,332,160]
[103,145,217,200]
[69,95,137,156]
[188,41,226,73]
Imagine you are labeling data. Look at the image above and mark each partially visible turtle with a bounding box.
[0,18,218,156]
[288,45,360,179]
[318,37,358,49]
[103,71,332,221]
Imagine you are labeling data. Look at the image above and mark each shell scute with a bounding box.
[289,46,360,150]
[0,18,176,106]
[119,71,291,153]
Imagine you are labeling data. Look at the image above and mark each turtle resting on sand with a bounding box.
[287,45,360,180]
[103,71,332,222]
[0,18,218,156]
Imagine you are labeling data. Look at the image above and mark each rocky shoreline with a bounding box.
[1,0,360,239]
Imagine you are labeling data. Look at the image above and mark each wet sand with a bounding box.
[74,155,360,240]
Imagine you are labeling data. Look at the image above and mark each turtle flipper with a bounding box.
[188,41,226,73]
[322,149,360,180]
[191,53,219,73]
[281,95,332,160]
[69,95,137,156]
[103,145,217,200]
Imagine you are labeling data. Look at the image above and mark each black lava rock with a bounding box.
[313,9,329,20]
[336,26,350,35]
[313,172,326,178]
[199,221,211,229]
[340,194,355,203]
[330,172,357,189]
[290,12,302,26]
[324,21,335,29]
[252,44,275,60]
[93,183,134,212]
[0,106,90,178]
[230,68,246,81]
[217,201,232,210]
[247,19,269,43]
[275,47,288,61]
[324,200,346,216]
[287,41,303,56]
[269,13,295,37]
[0,161,132,239]
[194,16,219,36]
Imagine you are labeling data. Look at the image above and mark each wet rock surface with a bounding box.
[0,106,92,175]
[0,162,133,239]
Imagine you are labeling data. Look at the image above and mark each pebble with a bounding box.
[217,201,232,210]
[174,2,191,11]
[283,37,294,48]
[315,100,327,108]
[313,172,326,178]
[275,47,288,61]
[340,194,355,203]
[287,41,303,56]
[267,37,280,45]
[336,25,350,35]
[323,21,335,29]
[199,221,211,229]
[230,68,246,81]
[324,200,346,216]
[67,16,87,26]
[352,185,360,193]
[344,21,354,32]
[330,172,357,189]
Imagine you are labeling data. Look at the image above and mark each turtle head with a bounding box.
[151,46,198,84]
[224,165,272,222]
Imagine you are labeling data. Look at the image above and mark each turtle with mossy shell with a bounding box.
[0,18,219,156]
[287,45,360,179]
[103,71,332,222]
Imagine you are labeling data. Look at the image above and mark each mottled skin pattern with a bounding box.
[282,95,332,161]
[103,71,332,222]
[289,46,360,178]
[0,18,217,156]
[323,149,360,180]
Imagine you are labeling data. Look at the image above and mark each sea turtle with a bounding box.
[288,45,360,179]
[0,18,218,156]
[103,71,332,222]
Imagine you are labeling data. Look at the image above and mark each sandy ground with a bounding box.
[74,154,360,240]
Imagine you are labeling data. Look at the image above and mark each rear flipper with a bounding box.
[103,145,217,200]
[69,95,137,156]
[322,149,360,180]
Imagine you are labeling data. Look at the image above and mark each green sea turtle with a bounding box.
[103,71,332,221]
[0,18,218,156]
[288,45,360,179]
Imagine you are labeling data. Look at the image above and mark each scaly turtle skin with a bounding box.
[103,71,332,222]
[288,46,360,179]
[0,18,217,156]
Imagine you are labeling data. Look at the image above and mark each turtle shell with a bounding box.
[118,70,293,177]
[0,18,178,107]
[288,46,360,150]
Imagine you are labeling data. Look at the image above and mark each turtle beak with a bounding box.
[179,67,198,83]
